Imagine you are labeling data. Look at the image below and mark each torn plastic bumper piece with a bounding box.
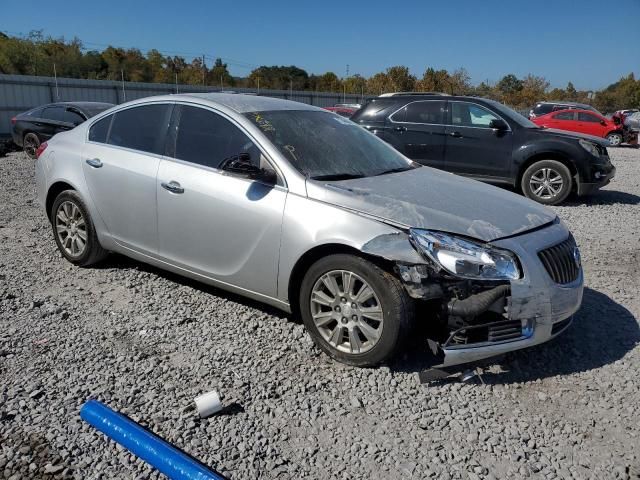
[80,400,225,480]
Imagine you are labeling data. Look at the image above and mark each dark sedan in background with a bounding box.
[11,101,113,158]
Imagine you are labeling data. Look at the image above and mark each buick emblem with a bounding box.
[573,246,581,269]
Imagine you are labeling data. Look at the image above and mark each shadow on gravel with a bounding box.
[95,253,292,320]
[391,287,639,384]
[563,189,640,206]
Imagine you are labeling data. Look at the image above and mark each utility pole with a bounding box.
[202,54,206,85]
[175,72,178,94]
[121,69,126,101]
[220,75,223,91]
[53,63,59,101]
[289,78,293,98]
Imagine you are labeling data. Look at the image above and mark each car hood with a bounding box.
[306,167,557,242]
[530,127,610,146]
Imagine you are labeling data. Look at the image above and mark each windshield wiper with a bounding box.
[374,166,415,176]
[311,173,366,181]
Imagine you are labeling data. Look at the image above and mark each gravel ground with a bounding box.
[1,148,639,480]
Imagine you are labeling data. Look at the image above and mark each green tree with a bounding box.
[208,58,234,87]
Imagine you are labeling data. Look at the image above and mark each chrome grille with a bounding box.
[538,236,580,284]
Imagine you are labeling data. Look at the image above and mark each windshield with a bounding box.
[483,99,540,129]
[244,110,416,179]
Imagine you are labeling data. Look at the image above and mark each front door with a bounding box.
[443,101,513,181]
[576,112,606,137]
[82,103,173,253]
[156,104,287,298]
[385,100,447,169]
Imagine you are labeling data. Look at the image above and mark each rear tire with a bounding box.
[606,132,622,146]
[51,190,108,266]
[299,254,414,367]
[521,160,572,205]
[23,133,40,159]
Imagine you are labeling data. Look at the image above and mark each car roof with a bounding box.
[46,101,114,109]
[170,92,324,113]
[536,101,591,107]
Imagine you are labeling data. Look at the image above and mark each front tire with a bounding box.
[521,160,572,205]
[51,190,108,266]
[606,132,623,146]
[299,254,414,367]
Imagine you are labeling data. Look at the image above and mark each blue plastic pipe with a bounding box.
[80,400,225,480]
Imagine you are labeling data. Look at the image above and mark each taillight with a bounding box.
[35,142,48,159]
[10,116,16,125]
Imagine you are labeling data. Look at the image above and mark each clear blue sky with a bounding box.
[2,0,639,90]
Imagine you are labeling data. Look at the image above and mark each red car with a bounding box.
[323,106,357,118]
[531,109,624,146]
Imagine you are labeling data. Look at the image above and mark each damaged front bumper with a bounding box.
[367,220,584,369]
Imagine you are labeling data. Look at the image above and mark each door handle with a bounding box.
[85,158,103,168]
[161,181,184,194]
[394,126,407,132]
[449,131,462,138]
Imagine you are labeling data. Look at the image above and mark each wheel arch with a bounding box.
[517,152,577,193]
[46,181,76,221]
[287,243,396,319]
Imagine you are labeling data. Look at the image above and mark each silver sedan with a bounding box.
[35,93,583,369]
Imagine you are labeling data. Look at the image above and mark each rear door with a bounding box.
[156,104,287,297]
[82,103,173,254]
[443,101,513,180]
[384,100,447,169]
[549,110,578,133]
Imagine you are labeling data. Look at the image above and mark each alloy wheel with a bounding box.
[607,133,622,146]
[24,134,39,159]
[529,167,564,200]
[55,201,87,257]
[310,270,384,354]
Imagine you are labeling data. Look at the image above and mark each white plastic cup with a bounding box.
[194,390,222,418]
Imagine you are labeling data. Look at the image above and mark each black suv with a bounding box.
[351,94,615,205]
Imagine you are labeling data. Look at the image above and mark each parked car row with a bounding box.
[34,93,585,371]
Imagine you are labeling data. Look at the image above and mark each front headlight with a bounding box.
[409,229,521,280]
[578,139,600,156]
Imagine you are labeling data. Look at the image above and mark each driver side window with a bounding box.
[174,105,261,170]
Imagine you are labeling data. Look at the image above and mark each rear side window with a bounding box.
[534,104,553,115]
[89,115,112,143]
[578,112,600,123]
[554,111,575,120]
[350,99,397,123]
[60,109,86,125]
[41,106,64,121]
[107,104,172,154]
[173,105,261,169]
[393,101,446,124]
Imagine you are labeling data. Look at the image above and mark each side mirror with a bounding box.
[220,153,277,184]
[489,118,508,131]
[600,120,607,126]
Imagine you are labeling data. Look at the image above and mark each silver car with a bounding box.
[35,93,583,369]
